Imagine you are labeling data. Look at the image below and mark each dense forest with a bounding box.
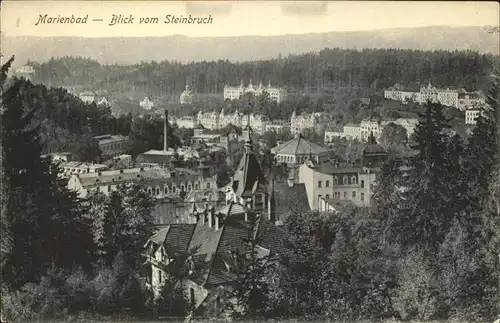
[27,49,499,98]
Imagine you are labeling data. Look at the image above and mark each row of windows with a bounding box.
[318,177,364,188]
[319,191,365,201]
[147,181,211,195]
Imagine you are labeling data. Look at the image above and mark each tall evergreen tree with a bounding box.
[403,102,454,252]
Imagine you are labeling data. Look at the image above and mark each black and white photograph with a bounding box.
[1,1,499,322]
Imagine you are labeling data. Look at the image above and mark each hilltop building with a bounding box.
[224,80,287,103]
[140,97,154,110]
[180,84,195,105]
[384,80,485,109]
[15,66,35,81]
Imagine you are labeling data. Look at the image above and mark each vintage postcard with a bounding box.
[1,1,499,322]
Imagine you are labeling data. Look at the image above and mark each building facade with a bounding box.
[67,166,217,199]
[140,97,154,110]
[180,84,195,105]
[15,66,35,81]
[384,81,485,109]
[223,80,287,103]
[298,134,389,210]
[290,111,330,136]
[93,134,132,158]
[465,108,482,125]
[271,134,332,167]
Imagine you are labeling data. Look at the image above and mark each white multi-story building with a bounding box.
[343,124,362,140]
[197,110,220,130]
[15,66,35,81]
[384,81,482,109]
[393,118,419,138]
[79,91,95,104]
[180,84,194,105]
[140,97,154,110]
[290,111,330,136]
[324,131,345,143]
[457,92,486,111]
[360,119,382,141]
[224,80,287,103]
[175,116,197,129]
[197,109,269,135]
[465,108,482,125]
[266,120,291,134]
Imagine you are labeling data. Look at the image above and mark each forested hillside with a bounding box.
[27,48,499,98]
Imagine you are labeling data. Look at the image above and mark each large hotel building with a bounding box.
[223,80,287,103]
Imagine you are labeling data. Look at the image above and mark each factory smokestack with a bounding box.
[163,109,168,152]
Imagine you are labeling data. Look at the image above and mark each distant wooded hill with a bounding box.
[2,26,499,67]
[20,47,499,99]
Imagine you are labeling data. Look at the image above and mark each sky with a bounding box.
[1,1,499,38]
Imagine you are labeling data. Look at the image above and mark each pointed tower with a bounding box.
[230,112,268,211]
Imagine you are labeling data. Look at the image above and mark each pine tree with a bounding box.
[404,101,455,253]
[232,214,271,319]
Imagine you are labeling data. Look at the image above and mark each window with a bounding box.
[326,194,330,199]
[343,176,348,185]
[318,181,322,188]
[333,177,338,185]
[326,180,330,187]
[361,193,365,201]
[158,270,162,283]
[108,185,111,192]
[351,176,357,184]
[147,187,152,195]
[207,182,211,189]
[361,180,365,189]
[156,187,160,195]
[352,191,356,198]
[344,192,347,199]
[164,186,169,194]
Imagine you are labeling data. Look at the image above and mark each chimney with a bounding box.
[215,214,220,231]
[164,109,168,152]
[208,210,213,228]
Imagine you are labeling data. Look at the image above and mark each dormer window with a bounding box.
[343,176,348,185]
[351,176,357,184]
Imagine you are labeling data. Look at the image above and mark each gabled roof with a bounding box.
[271,134,330,156]
[145,224,196,256]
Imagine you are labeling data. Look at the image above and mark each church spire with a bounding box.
[244,114,252,152]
